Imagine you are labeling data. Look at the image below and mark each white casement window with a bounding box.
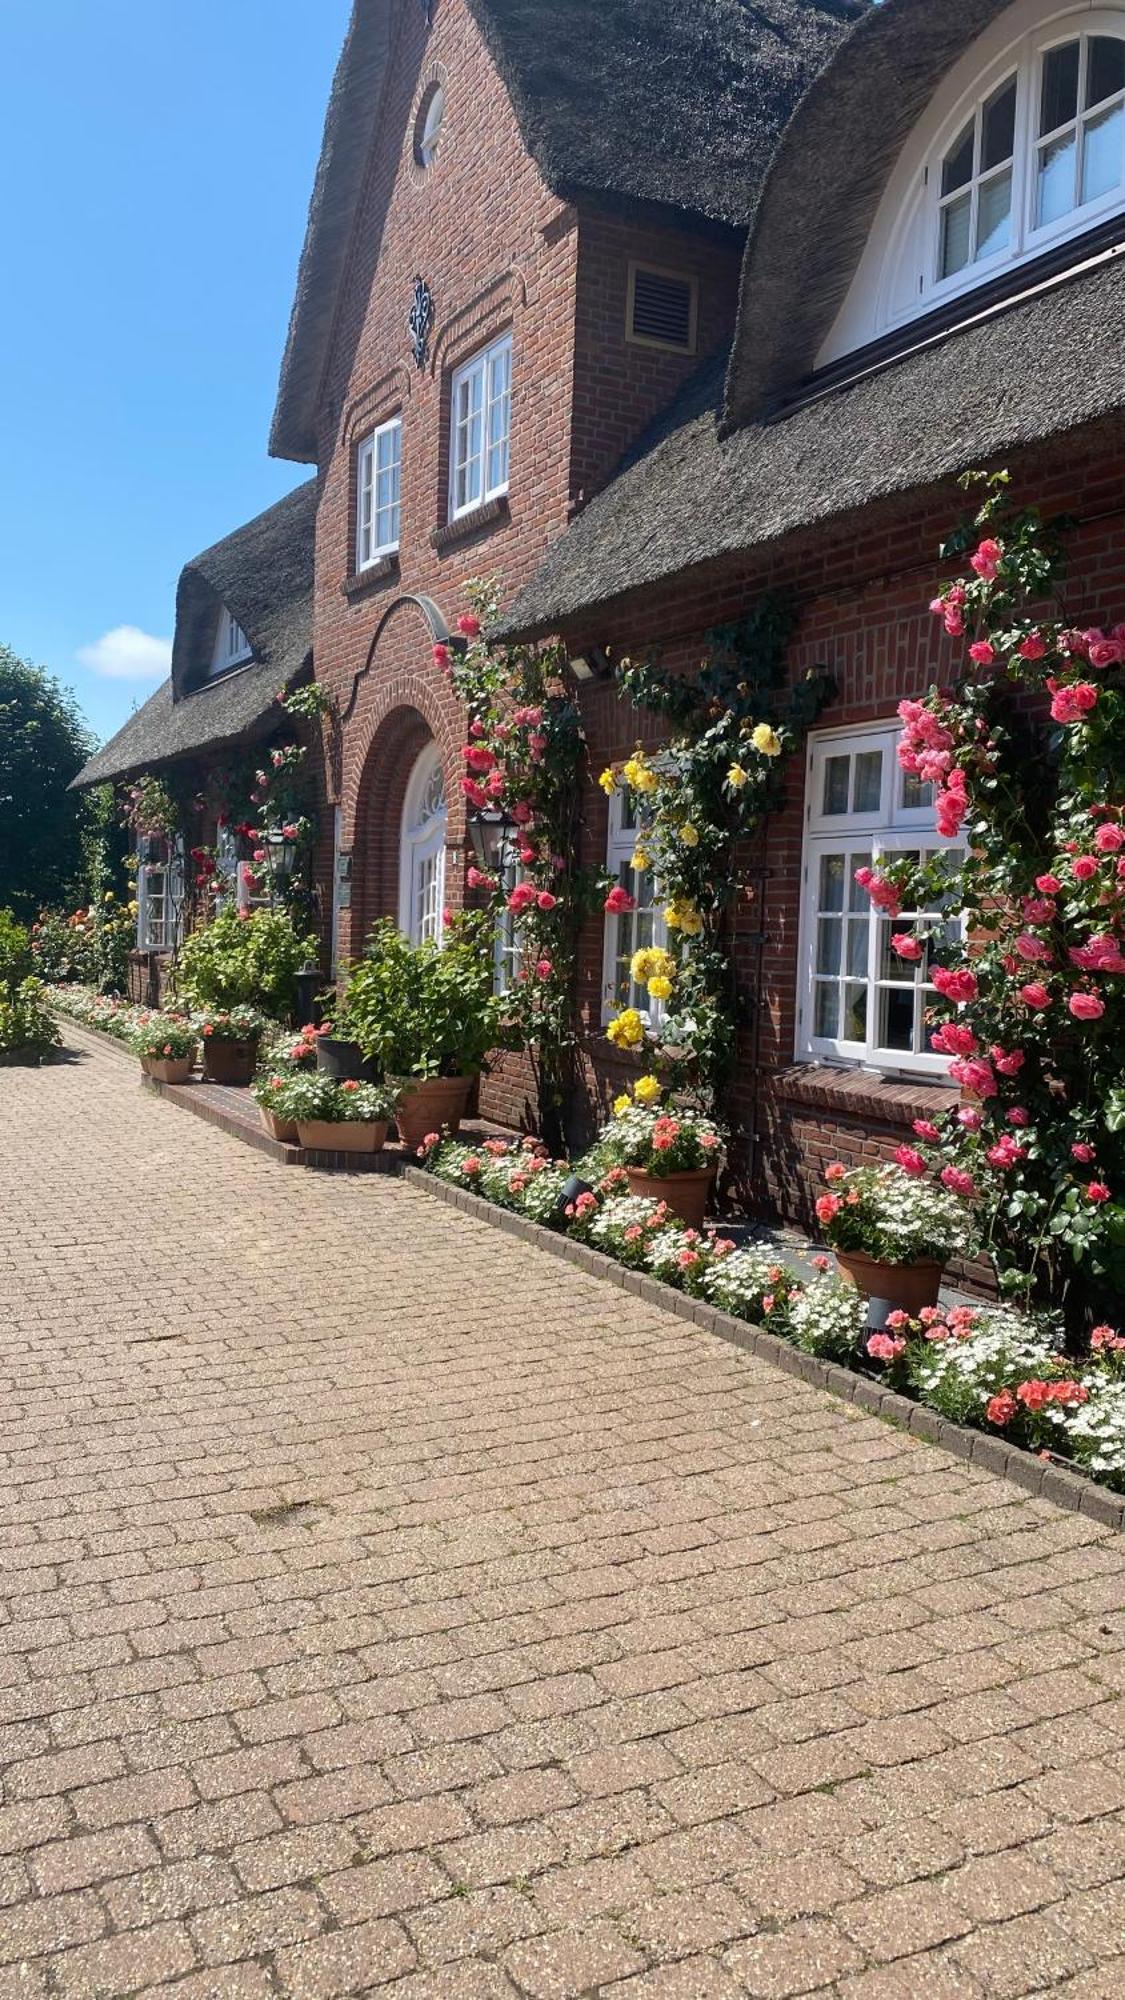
[209,608,252,677]
[136,837,184,950]
[356,416,402,569]
[601,789,668,1025]
[398,744,447,946]
[448,333,512,520]
[819,7,1125,361]
[797,723,964,1078]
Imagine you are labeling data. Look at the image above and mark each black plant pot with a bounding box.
[315,1036,379,1083]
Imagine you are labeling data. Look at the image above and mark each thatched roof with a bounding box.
[726,0,1029,424]
[270,0,867,463]
[74,481,317,790]
[499,253,1125,638]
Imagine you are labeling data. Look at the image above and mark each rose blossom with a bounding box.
[1087,1181,1112,1203]
[1068,991,1106,1020]
[825,1162,847,1182]
[941,1165,977,1199]
[1035,874,1063,895]
[1019,982,1051,1009]
[894,1146,927,1178]
[1095,824,1125,853]
[603,885,636,915]
[1071,1141,1096,1163]
[913,1120,941,1142]
[1073,855,1099,881]
[932,966,979,1003]
[1085,629,1125,669]
[991,1047,1025,1076]
[890,934,923,961]
[970,537,1002,580]
[456,613,482,639]
[536,890,557,911]
[1007,1107,1030,1126]
[968,640,995,666]
[957,1106,983,1131]
[815,1193,841,1224]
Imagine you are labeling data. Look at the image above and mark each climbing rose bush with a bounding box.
[859,472,1125,1331]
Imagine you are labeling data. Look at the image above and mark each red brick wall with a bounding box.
[306,0,750,978]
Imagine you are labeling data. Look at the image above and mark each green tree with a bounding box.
[0,644,94,920]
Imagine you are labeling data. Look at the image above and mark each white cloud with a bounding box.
[77,625,172,681]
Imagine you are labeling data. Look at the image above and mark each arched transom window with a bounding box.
[818,5,1125,365]
[398,743,447,947]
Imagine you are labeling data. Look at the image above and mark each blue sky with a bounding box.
[0,0,351,745]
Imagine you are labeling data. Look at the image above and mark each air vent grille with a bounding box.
[628,266,696,351]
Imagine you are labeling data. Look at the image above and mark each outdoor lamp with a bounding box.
[467,808,514,874]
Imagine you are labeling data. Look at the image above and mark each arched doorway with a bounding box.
[397,741,447,945]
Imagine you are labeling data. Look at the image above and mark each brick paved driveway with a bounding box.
[3,1033,1125,1998]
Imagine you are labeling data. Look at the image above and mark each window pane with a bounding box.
[976,168,1012,257]
[852,750,883,813]
[848,854,872,911]
[940,192,973,276]
[846,916,869,978]
[878,984,915,1052]
[822,755,850,815]
[983,77,1017,168]
[816,918,841,975]
[879,920,914,981]
[1082,98,1124,203]
[819,853,845,913]
[1041,39,1080,133]
[1087,36,1125,110]
[901,769,934,811]
[941,117,975,195]
[1037,130,1077,222]
[814,982,840,1038]
[844,984,868,1041]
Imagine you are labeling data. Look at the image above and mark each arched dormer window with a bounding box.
[818,4,1125,367]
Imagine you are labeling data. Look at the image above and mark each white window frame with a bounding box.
[398,744,447,947]
[356,415,402,569]
[493,841,524,997]
[136,836,184,951]
[819,3,1125,363]
[209,607,252,677]
[448,332,512,521]
[601,788,668,1027]
[796,721,964,1080]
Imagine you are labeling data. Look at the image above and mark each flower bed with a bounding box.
[417,1132,1125,1496]
[47,985,166,1045]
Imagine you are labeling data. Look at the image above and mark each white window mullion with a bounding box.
[449,334,511,520]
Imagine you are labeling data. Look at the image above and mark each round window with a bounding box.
[414,83,444,169]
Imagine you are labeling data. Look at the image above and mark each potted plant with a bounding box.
[130,1014,197,1084]
[271,1072,396,1152]
[198,1005,267,1086]
[815,1160,977,1313]
[312,998,380,1082]
[249,1025,320,1138]
[580,1080,722,1229]
[344,916,507,1149]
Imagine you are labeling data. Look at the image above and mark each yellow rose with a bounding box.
[634,767,658,794]
[634,1074,662,1104]
[103,890,115,902]
[679,824,699,848]
[598,767,617,796]
[622,756,645,789]
[647,975,673,1000]
[607,1008,645,1049]
[630,947,655,983]
[613,1093,632,1116]
[751,723,782,758]
[630,850,650,873]
[727,763,748,789]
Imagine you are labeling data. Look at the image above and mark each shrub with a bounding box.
[175,908,318,1017]
[0,979,60,1061]
[344,915,506,1078]
[0,909,32,984]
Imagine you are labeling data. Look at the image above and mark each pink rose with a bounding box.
[1073,856,1099,881]
[1072,1142,1097,1163]
[1087,1182,1112,1204]
[535,958,553,979]
[941,1165,977,1199]
[1015,932,1052,962]
[1085,631,1125,669]
[913,1120,941,1142]
[1007,1107,1030,1126]
[536,890,557,911]
[1019,632,1047,661]
[991,1048,1025,1076]
[1019,982,1051,1009]
[894,1146,927,1178]
[957,1106,983,1131]
[463,744,496,773]
[1095,824,1124,853]
[970,537,1002,580]
[932,966,978,1003]
[457,614,482,639]
[1069,991,1106,1020]
[889,934,923,961]
[432,643,451,669]
[604,886,636,915]
[1035,874,1062,895]
[968,641,995,666]
[507,882,536,914]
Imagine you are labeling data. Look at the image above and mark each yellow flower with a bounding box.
[751,723,782,758]
[679,824,699,848]
[613,1092,632,1116]
[634,1074,662,1104]
[103,890,115,902]
[630,850,650,873]
[631,946,674,985]
[665,898,703,936]
[622,755,646,789]
[727,763,748,789]
[606,1008,645,1049]
[598,767,617,795]
[647,975,673,1001]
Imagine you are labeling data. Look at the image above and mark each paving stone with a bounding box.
[5,1036,1125,1995]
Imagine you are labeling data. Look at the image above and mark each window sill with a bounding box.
[763,1062,953,1128]
[431,495,509,553]
[342,554,399,600]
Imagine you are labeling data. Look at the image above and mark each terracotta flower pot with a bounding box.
[202,1037,259,1086]
[315,1036,379,1082]
[259,1106,299,1144]
[392,1075,472,1150]
[834,1248,943,1315]
[146,1054,194,1085]
[295,1119,388,1153]
[624,1166,713,1230]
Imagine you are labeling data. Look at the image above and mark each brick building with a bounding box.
[79,0,1125,1229]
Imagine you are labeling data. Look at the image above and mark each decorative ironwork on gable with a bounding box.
[409,276,435,371]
